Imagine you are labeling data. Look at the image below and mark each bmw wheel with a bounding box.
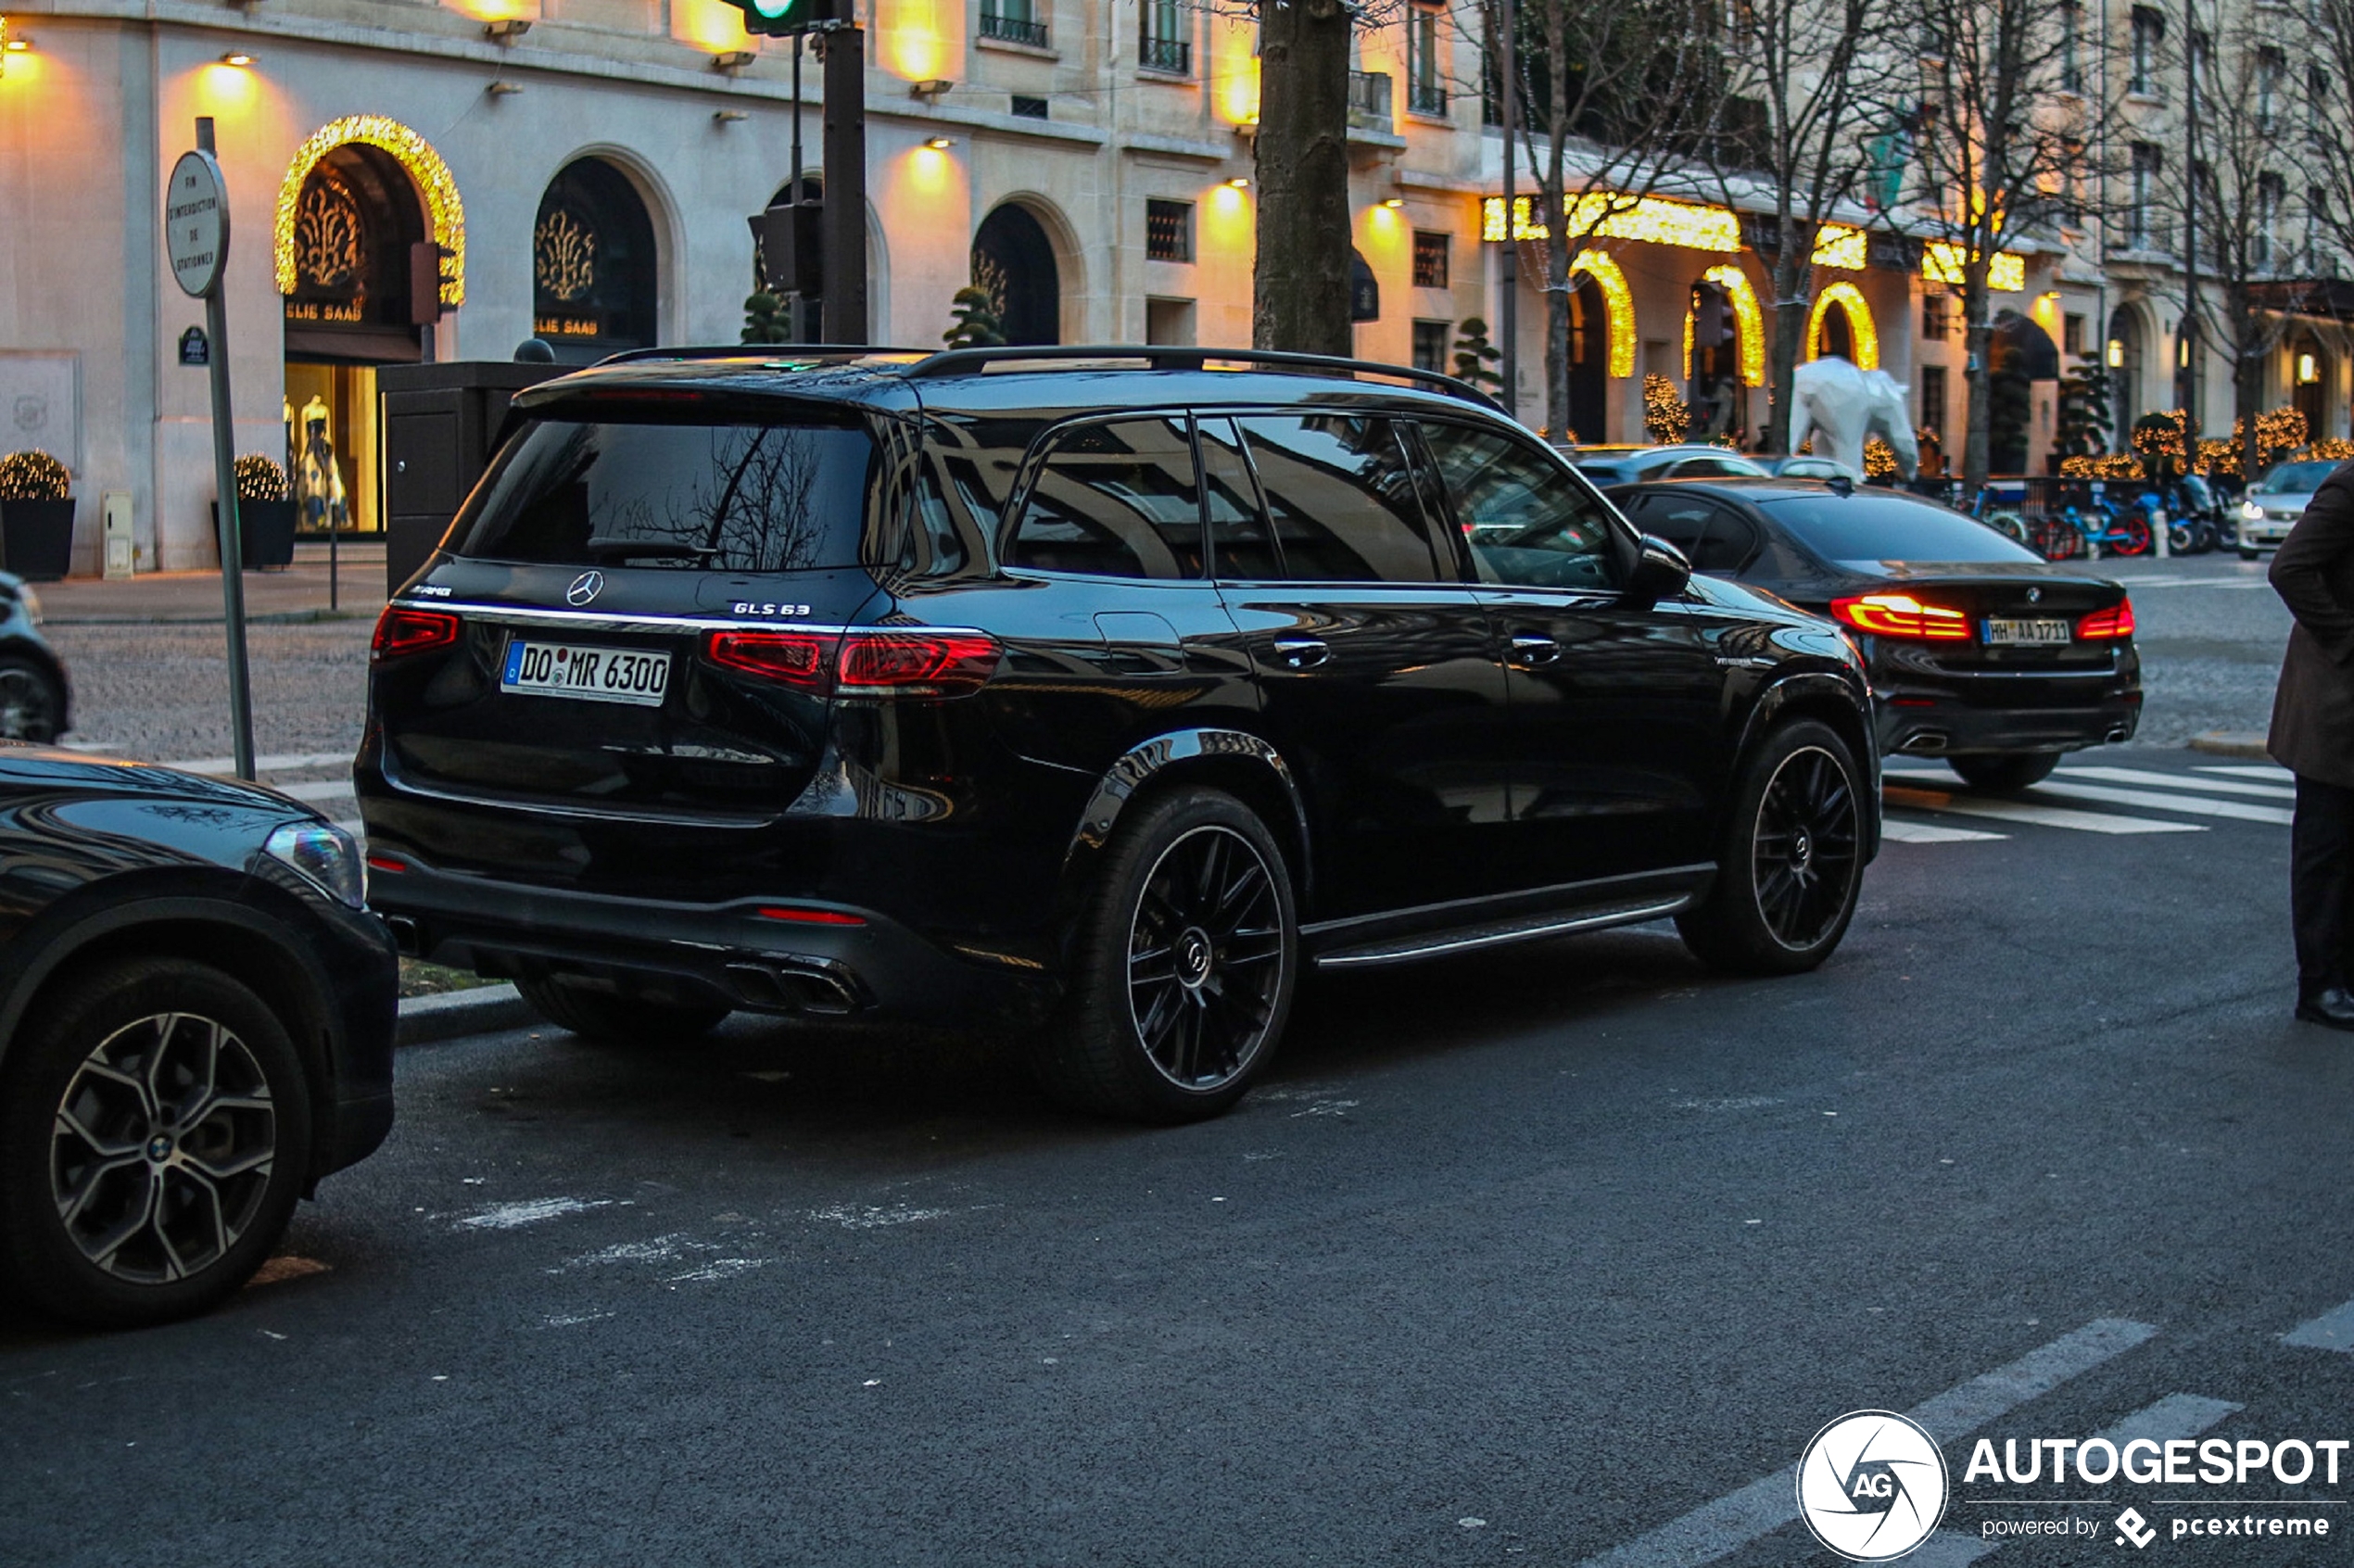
[1032,787,1297,1123]
[0,958,312,1327]
[0,655,64,742]
[1677,720,1865,976]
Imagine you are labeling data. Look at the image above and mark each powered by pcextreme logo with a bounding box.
[1797,1410,1952,1561]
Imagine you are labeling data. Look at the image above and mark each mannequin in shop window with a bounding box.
[297,395,348,536]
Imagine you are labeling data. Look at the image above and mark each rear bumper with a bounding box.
[367,856,1054,1031]
[1872,645,2143,757]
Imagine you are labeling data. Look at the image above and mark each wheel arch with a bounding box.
[0,887,348,1187]
[1058,728,1312,928]
[1732,673,1881,862]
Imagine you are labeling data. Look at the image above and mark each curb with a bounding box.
[2187,731,2272,760]
[396,982,532,1045]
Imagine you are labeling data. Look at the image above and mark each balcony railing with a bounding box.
[980,10,1051,46]
[1407,81,1448,116]
[1348,70,1393,133]
[1140,35,1192,73]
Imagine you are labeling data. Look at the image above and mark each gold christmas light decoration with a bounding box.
[1483,194,1742,253]
[1804,281,1879,370]
[1922,242,2025,293]
[1568,250,1637,378]
[274,117,465,307]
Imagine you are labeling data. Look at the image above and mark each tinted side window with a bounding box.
[1008,416,1205,580]
[1235,414,1444,583]
[1628,491,1711,558]
[1421,421,1622,591]
[1198,418,1282,579]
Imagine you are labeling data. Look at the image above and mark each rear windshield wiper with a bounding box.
[580,537,719,561]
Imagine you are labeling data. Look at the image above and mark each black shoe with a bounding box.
[2296,987,2354,1030]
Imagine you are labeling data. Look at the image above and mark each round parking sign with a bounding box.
[165,150,229,298]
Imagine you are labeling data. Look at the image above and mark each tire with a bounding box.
[515,975,728,1044]
[2110,515,2153,556]
[2167,522,2196,555]
[0,958,312,1328]
[2239,547,2261,562]
[0,655,64,742]
[1948,752,2061,792]
[2031,520,2082,562]
[1031,787,1297,1123]
[1677,720,1866,977]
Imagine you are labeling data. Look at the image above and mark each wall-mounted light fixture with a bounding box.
[715,108,748,123]
[2298,351,2322,385]
[925,135,954,149]
[2107,338,2125,368]
[483,18,531,39]
[486,79,523,95]
[909,78,953,98]
[1226,176,1249,188]
[219,49,254,65]
[1381,196,1404,209]
[711,48,755,70]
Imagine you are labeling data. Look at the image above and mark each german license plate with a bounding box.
[1983,617,2072,646]
[500,639,671,706]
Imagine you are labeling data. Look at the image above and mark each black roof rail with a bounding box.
[900,345,1506,413]
[588,345,929,368]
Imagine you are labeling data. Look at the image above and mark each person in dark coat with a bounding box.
[2268,458,2354,1028]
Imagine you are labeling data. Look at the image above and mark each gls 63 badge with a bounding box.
[1796,1410,1950,1562]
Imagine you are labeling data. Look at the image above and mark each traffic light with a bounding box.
[726,0,851,36]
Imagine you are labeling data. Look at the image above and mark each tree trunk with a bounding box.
[1962,273,1993,490]
[1253,0,1353,356]
[1543,181,1571,438]
[1766,241,1808,454]
[2233,297,2262,486]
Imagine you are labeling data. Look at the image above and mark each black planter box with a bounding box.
[216,499,298,570]
[0,498,76,581]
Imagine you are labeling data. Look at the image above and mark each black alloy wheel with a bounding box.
[1677,719,1866,975]
[1032,787,1297,1123]
[1126,825,1287,1092]
[0,655,63,742]
[0,958,311,1326]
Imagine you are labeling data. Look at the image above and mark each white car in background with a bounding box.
[2237,460,2343,558]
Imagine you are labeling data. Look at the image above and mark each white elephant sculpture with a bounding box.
[1789,357,1919,479]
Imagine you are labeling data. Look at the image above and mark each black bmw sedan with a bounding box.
[1613,480,2141,791]
[0,751,396,1327]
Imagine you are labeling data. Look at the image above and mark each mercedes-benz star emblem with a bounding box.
[565,571,604,608]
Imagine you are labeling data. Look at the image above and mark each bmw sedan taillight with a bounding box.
[1829,593,1973,641]
[2075,598,2135,639]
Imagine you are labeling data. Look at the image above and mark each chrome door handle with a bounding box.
[1272,636,1331,670]
[1508,633,1561,668]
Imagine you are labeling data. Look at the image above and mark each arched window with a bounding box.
[972,204,1061,346]
[534,158,659,363]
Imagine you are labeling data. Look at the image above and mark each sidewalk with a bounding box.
[40,540,389,625]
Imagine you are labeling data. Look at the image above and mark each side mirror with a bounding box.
[1624,534,1692,608]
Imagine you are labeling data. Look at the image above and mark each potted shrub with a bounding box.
[219,453,297,570]
[0,450,76,581]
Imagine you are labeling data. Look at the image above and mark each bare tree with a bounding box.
[1502,0,1719,438]
[2152,14,2302,481]
[1698,0,1895,452]
[1254,0,1358,354]
[1903,0,2107,487]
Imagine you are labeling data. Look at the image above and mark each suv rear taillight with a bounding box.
[1829,593,1972,641]
[372,606,461,662]
[2076,598,2135,639]
[705,628,1000,697]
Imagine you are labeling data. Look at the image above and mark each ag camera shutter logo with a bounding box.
[1797,1410,1950,1561]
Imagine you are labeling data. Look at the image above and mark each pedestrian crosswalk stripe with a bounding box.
[266,778,357,804]
[2022,778,2295,826]
[2283,1296,2354,1352]
[2196,764,2291,780]
[2084,1392,2243,1448]
[1903,1533,1998,1566]
[1571,1319,2158,1568]
[1883,785,2206,835]
[2061,765,2296,802]
[1884,816,2007,842]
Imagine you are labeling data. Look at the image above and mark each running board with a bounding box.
[1311,895,1692,970]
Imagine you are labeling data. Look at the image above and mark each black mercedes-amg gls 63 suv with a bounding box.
[358,347,1879,1122]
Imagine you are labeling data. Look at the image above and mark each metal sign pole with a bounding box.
[176,119,257,780]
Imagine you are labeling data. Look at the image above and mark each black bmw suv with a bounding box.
[358,348,1879,1122]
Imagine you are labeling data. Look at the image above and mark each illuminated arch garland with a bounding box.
[1682,264,1766,386]
[1804,281,1879,370]
[275,117,465,308]
[1568,249,1636,379]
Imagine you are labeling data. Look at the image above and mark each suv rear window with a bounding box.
[450,416,877,571]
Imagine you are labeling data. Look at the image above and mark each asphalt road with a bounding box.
[3,746,2348,1567]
